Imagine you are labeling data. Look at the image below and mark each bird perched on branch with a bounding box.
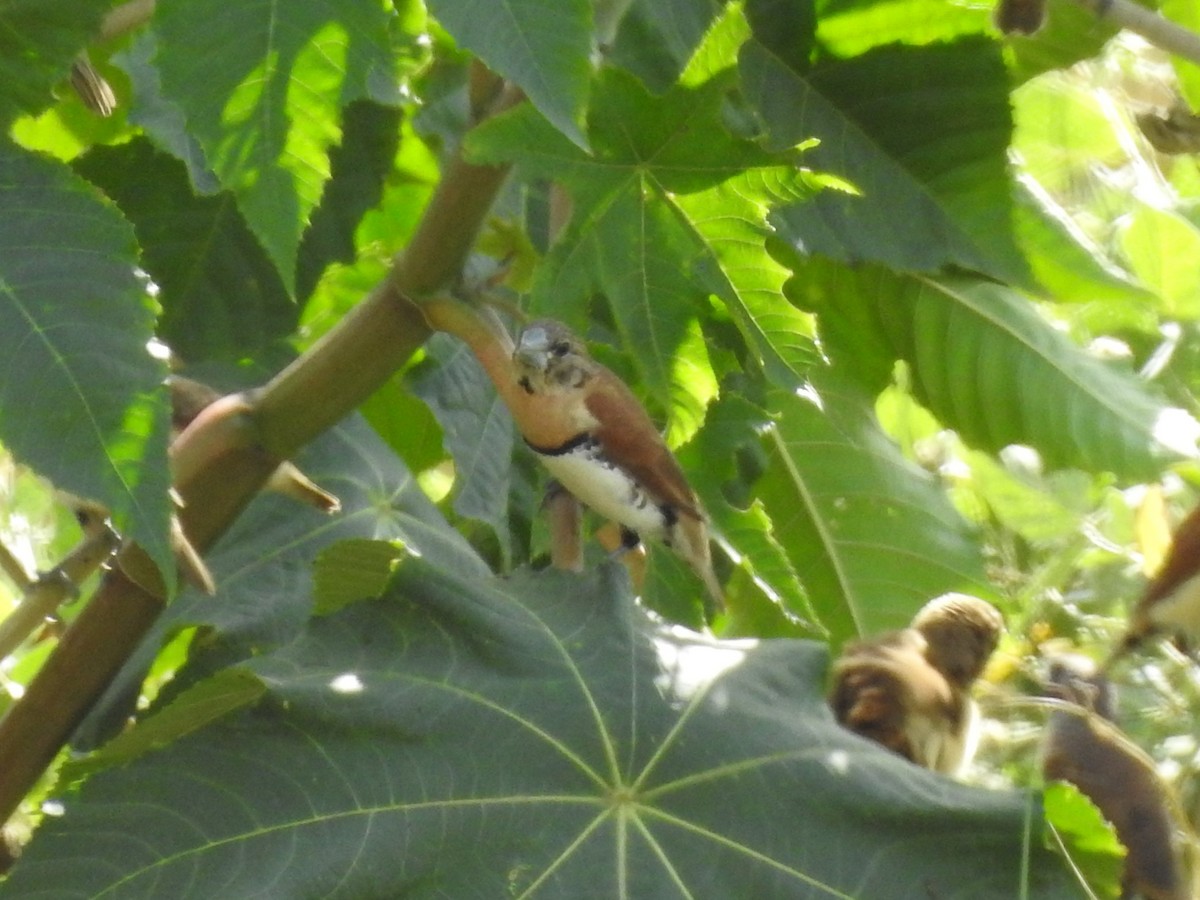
[1041,657,1188,900]
[1108,499,1200,668]
[829,594,1004,775]
[511,319,723,617]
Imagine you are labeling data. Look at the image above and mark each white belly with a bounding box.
[539,446,666,539]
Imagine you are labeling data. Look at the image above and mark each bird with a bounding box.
[829,593,1004,775]
[1108,499,1200,668]
[1041,657,1188,900]
[511,319,723,617]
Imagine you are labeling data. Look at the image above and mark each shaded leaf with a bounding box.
[73,137,296,363]
[747,36,1028,284]
[73,405,486,749]
[0,140,174,585]
[411,334,516,565]
[608,0,722,93]
[116,32,221,196]
[756,370,992,644]
[9,562,1081,898]
[429,0,592,148]
[674,394,819,631]
[295,100,404,302]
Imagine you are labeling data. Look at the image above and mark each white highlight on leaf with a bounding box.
[329,672,364,694]
[1153,407,1200,458]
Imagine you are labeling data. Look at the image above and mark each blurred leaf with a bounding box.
[0,140,174,585]
[73,137,296,363]
[1118,204,1200,319]
[8,562,1081,898]
[756,370,992,644]
[429,0,592,148]
[152,0,399,291]
[749,36,1028,284]
[0,0,110,128]
[793,263,1199,480]
[1014,181,1157,328]
[1042,781,1126,899]
[813,0,986,56]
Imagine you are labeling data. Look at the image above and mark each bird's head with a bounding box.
[513,320,595,395]
[911,593,1004,689]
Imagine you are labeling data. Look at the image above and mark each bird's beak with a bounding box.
[515,327,550,372]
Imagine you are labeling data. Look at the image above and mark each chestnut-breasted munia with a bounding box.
[511,320,723,616]
[829,593,1004,775]
[1041,657,1188,900]
[1110,500,1200,667]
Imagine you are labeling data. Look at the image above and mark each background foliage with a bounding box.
[1,0,1199,896]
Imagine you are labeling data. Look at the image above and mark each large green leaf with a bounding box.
[0,0,110,128]
[756,370,992,644]
[792,263,1198,479]
[468,7,818,401]
[73,137,296,363]
[72,405,486,749]
[7,560,1081,898]
[151,0,399,292]
[0,140,174,585]
[428,0,592,148]
[745,36,1029,284]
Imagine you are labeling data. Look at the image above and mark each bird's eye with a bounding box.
[550,340,570,357]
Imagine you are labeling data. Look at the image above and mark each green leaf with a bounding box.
[0,0,110,128]
[1042,781,1126,899]
[675,394,819,631]
[756,370,992,643]
[295,100,403,302]
[72,406,487,749]
[746,36,1029,284]
[793,263,1199,480]
[73,137,296,363]
[1118,204,1200,319]
[59,667,267,787]
[115,32,221,195]
[152,0,399,292]
[411,334,516,565]
[1014,181,1158,327]
[608,0,722,93]
[312,537,405,615]
[7,562,1081,898]
[812,0,986,57]
[0,140,174,585]
[469,12,818,395]
[429,0,592,148]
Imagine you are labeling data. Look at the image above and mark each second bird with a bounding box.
[512,319,723,616]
